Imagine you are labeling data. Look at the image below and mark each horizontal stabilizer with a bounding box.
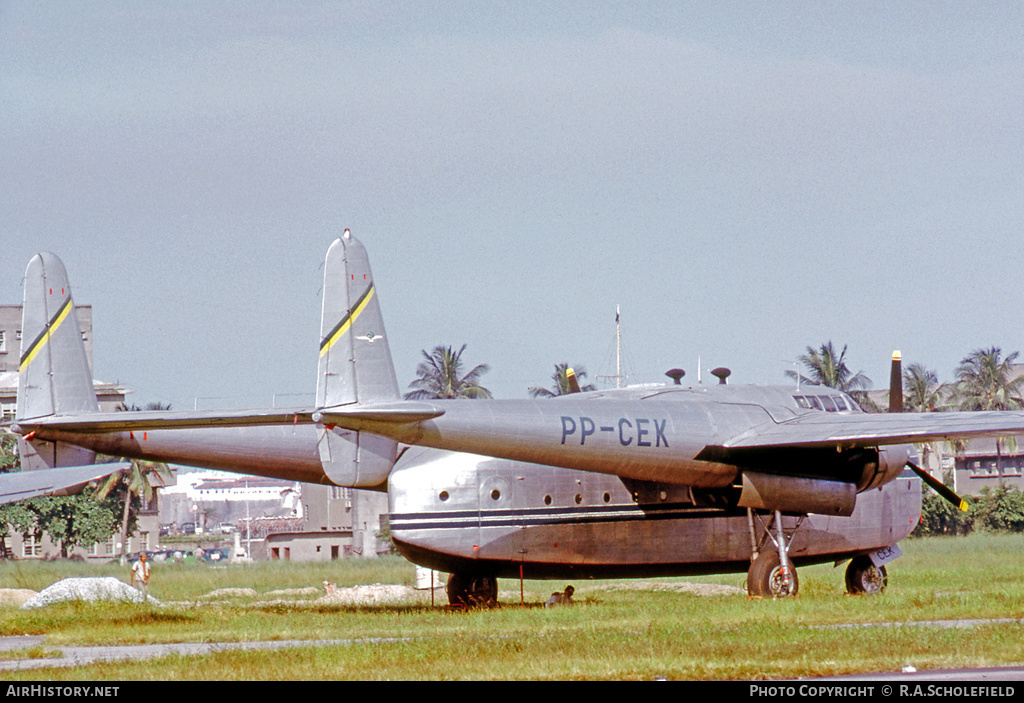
[0,462,129,505]
[11,408,317,434]
[314,402,445,426]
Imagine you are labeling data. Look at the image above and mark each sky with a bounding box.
[2,1,1022,409]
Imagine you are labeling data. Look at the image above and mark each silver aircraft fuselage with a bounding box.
[387,446,922,579]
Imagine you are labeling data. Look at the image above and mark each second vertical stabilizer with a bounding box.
[16,253,98,470]
[315,230,401,488]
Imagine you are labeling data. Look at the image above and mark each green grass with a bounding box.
[1,534,1023,680]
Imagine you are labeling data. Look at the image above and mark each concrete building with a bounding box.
[155,469,388,562]
[263,484,388,561]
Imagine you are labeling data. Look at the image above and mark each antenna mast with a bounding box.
[615,305,621,389]
[599,306,626,389]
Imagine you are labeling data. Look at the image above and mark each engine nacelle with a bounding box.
[738,472,856,517]
[736,444,912,517]
[856,444,911,492]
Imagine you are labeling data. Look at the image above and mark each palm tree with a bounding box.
[786,342,873,405]
[98,402,174,563]
[97,459,173,564]
[405,345,493,400]
[950,347,1024,475]
[903,363,941,412]
[951,347,1024,412]
[902,362,946,482]
[529,363,597,398]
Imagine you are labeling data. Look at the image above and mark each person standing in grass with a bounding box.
[131,553,151,597]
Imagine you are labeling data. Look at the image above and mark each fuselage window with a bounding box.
[820,396,837,412]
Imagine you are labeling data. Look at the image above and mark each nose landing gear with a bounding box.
[845,555,888,595]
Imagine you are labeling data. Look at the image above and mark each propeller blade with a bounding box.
[888,350,903,413]
[907,460,968,512]
[565,368,582,394]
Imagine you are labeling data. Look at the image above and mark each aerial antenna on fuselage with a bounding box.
[615,305,621,389]
[598,305,627,389]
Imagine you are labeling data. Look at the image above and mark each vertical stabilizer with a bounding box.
[316,230,400,407]
[16,253,98,470]
[315,230,400,488]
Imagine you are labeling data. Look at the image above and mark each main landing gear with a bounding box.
[446,572,499,607]
[746,509,891,597]
[746,509,801,598]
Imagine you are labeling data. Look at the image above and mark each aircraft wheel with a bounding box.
[845,556,887,595]
[747,551,798,598]
[446,573,498,607]
[466,574,498,607]
[446,573,469,606]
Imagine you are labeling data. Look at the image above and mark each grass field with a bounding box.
[1,533,1023,680]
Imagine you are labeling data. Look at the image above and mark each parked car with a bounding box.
[198,547,230,562]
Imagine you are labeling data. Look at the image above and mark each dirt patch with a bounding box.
[0,589,38,608]
[198,587,259,600]
[590,581,745,597]
[317,584,441,606]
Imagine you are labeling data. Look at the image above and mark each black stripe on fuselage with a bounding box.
[389,502,745,532]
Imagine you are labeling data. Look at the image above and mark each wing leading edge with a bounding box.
[724,409,1024,450]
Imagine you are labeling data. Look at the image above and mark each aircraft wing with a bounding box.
[724,409,1024,450]
[0,462,129,505]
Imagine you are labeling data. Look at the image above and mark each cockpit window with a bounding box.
[795,393,857,412]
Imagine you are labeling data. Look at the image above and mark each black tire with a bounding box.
[845,555,888,595]
[446,573,498,607]
[466,574,498,607]
[747,550,799,598]
[446,572,469,606]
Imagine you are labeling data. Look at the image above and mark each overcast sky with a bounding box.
[2,2,1022,409]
